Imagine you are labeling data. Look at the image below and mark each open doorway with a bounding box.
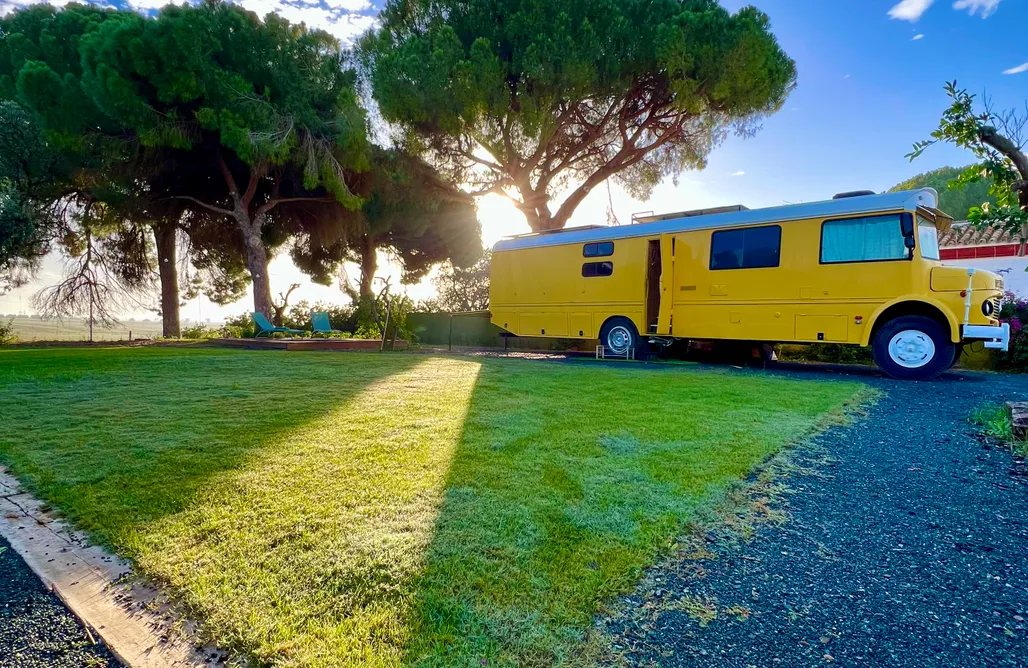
[646,240,662,333]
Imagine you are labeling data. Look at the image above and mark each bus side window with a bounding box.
[820,215,907,263]
[583,242,614,257]
[582,261,614,277]
[710,225,781,270]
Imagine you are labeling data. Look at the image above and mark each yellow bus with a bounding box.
[489,188,1009,380]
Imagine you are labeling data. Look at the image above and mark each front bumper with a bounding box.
[964,323,1011,352]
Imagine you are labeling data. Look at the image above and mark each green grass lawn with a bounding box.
[0,348,864,667]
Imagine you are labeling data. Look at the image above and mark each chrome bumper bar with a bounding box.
[964,323,1011,351]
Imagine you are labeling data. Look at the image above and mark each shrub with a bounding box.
[285,301,358,333]
[181,324,220,339]
[352,294,415,345]
[219,325,245,339]
[995,291,1028,372]
[223,313,257,338]
[0,319,16,345]
[779,343,873,365]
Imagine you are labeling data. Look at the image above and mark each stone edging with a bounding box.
[0,466,223,667]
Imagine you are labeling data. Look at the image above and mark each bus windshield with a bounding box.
[918,217,940,261]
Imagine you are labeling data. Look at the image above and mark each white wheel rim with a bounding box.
[888,329,936,369]
[607,325,633,354]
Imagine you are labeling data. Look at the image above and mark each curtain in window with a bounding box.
[822,216,905,263]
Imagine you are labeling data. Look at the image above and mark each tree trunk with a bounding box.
[242,225,273,318]
[153,223,181,338]
[359,235,377,297]
[515,187,557,232]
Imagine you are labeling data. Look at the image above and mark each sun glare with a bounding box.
[477,194,532,248]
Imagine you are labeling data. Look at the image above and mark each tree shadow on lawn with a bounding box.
[0,347,424,554]
[401,359,864,667]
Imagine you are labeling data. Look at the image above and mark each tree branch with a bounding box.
[980,126,1028,181]
[216,150,239,197]
[171,196,234,217]
[256,196,335,217]
[241,163,267,209]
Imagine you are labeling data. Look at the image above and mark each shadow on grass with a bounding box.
[0,347,423,552]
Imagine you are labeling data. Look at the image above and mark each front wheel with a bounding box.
[872,315,954,380]
[599,317,642,358]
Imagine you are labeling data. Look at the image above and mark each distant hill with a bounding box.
[889,165,995,221]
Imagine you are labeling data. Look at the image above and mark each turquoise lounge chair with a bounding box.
[252,312,303,338]
[311,312,343,337]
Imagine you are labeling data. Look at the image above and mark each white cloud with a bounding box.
[1003,62,1028,75]
[125,0,172,10]
[912,33,925,40]
[843,74,851,79]
[730,171,745,177]
[1,0,378,43]
[953,0,1001,17]
[888,0,935,21]
[87,0,377,43]
[0,0,83,14]
[232,0,375,43]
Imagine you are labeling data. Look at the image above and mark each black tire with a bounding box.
[871,315,955,381]
[599,317,642,358]
[951,344,965,369]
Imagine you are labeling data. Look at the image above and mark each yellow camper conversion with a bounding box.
[489,188,1010,380]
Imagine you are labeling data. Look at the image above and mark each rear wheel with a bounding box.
[600,317,641,358]
[872,315,954,380]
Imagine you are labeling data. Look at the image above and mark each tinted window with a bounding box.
[710,225,781,270]
[582,261,614,277]
[821,215,908,263]
[583,242,614,257]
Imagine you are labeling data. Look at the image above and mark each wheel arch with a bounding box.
[598,314,642,338]
[864,298,958,346]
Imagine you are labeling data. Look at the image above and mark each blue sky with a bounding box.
[699,0,1026,209]
[1,0,1025,319]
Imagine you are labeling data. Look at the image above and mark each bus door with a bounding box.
[648,235,674,336]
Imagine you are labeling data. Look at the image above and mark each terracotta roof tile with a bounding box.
[938,223,1017,248]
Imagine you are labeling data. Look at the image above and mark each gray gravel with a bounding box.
[0,534,120,667]
[604,365,1028,668]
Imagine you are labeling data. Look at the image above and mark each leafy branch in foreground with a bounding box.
[910,81,1028,246]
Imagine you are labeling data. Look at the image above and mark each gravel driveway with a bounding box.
[0,533,120,667]
[604,365,1028,668]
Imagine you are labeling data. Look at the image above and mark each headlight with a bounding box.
[982,300,995,316]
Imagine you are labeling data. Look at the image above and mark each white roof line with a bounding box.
[493,188,941,252]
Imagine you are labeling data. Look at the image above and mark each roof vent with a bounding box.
[833,190,876,199]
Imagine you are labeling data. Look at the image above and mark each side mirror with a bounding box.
[904,236,916,250]
[900,213,915,238]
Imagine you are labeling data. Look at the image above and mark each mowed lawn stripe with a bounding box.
[0,348,864,666]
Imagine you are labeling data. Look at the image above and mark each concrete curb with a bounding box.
[0,467,223,667]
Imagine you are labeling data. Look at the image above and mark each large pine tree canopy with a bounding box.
[363,0,796,230]
[0,1,480,316]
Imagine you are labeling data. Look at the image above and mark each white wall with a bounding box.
[943,257,1028,297]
